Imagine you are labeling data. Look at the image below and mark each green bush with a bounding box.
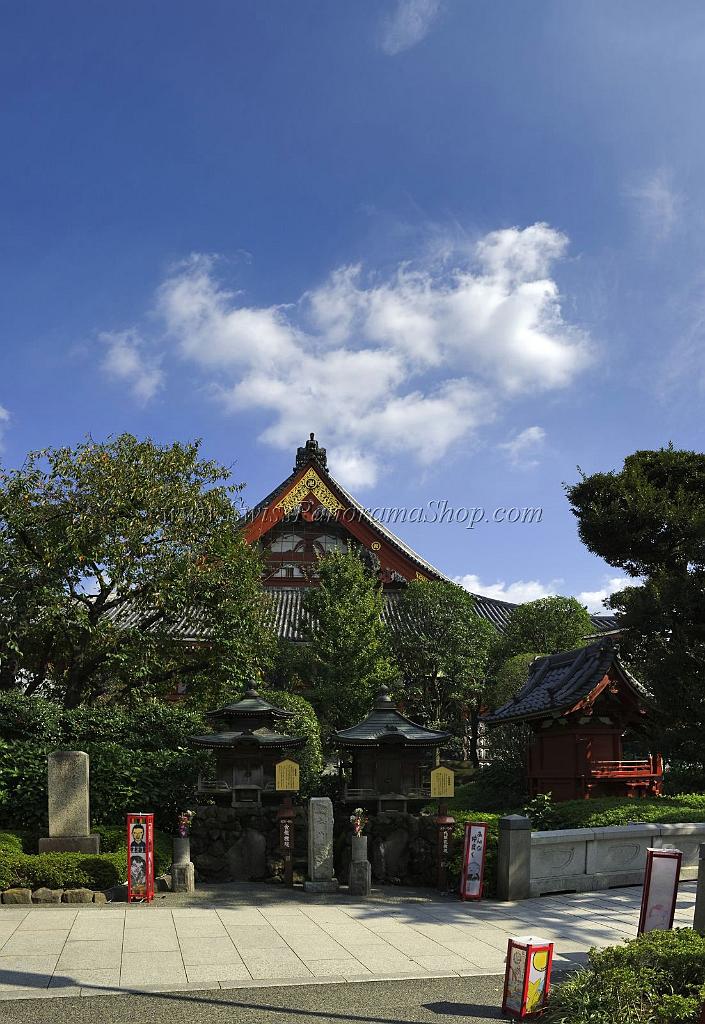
[549,795,705,830]
[259,688,324,796]
[0,826,173,890]
[546,929,705,1024]
[0,739,211,833]
[447,811,501,897]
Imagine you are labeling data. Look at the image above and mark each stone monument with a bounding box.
[170,836,195,893]
[348,835,371,896]
[38,751,100,854]
[303,797,338,892]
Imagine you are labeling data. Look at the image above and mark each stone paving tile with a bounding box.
[57,940,123,970]
[49,969,121,991]
[185,964,251,984]
[16,911,77,931]
[306,958,373,977]
[178,937,243,967]
[437,940,506,968]
[216,909,266,926]
[285,937,353,960]
[123,910,175,930]
[237,952,313,980]
[119,950,188,987]
[174,916,229,938]
[0,953,59,990]
[411,954,477,971]
[122,929,180,953]
[223,925,289,950]
[1,931,69,955]
[68,920,125,942]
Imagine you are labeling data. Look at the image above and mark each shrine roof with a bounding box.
[189,731,307,751]
[483,637,650,725]
[335,685,451,748]
[205,686,294,721]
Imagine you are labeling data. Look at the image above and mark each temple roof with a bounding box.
[335,685,451,748]
[191,686,306,750]
[483,637,650,726]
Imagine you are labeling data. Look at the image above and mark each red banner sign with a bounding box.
[127,812,154,903]
[460,821,487,901]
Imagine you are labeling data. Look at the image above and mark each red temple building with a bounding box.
[484,637,662,801]
[242,433,617,641]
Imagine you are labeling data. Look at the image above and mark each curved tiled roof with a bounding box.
[483,636,649,725]
[335,686,450,747]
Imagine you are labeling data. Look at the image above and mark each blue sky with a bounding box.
[1,1,704,610]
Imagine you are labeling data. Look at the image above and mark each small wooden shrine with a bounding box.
[190,686,306,806]
[335,685,450,812]
[484,637,662,801]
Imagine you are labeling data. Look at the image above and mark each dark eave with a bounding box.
[189,732,307,751]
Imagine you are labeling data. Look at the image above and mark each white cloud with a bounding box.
[627,170,681,240]
[458,571,630,616]
[576,576,629,615]
[379,0,442,56]
[101,331,164,404]
[102,223,591,489]
[499,425,546,468]
[457,573,561,605]
[0,404,9,449]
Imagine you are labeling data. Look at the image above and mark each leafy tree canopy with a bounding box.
[392,580,498,765]
[0,434,274,707]
[498,596,594,662]
[487,652,540,710]
[302,550,397,733]
[567,447,705,765]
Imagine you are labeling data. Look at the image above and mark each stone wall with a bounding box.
[335,810,437,887]
[190,804,308,883]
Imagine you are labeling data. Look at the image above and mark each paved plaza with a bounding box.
[0,882,696,1000]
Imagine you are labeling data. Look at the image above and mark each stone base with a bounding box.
[303,878,339,893]
[349,860,371,897]
[39,835,100,854]
[170,862,195,893]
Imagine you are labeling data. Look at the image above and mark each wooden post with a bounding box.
[434,801,455,891]
[277,796,295,887]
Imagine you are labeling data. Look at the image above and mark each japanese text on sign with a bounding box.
[430,766,455,798]
[276,759,300,792]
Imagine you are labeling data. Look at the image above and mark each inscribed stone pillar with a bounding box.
[303,797,338,892]
[38,751,100,854]
[497,814,531,901]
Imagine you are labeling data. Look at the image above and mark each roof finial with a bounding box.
[294,432,328,472]
[375,684,394,708]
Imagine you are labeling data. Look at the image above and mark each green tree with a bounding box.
[302,550,397,733]
[392,580,499,765]
[0,434,274,707]
[567,446,705,766]
[486,652,540,710]
[498,596,594,662]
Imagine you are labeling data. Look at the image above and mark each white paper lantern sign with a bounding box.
[638,847,682,934]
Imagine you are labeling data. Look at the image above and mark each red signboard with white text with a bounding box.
[127,812,154,903]
[460,821,488,901]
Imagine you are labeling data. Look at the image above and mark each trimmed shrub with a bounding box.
[447,811,501,897]
[259,688,324,796]
[549,795,705,830]
[546,929,705,1024]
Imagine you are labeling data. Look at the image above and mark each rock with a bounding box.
[62,888,94,903]
[226,829,267,881]
[2,888,32,904]
[32,887,63,904]
[155,874,172,893]
[92,891,108,904]
[304,797,337,891]
[105,883,128,902]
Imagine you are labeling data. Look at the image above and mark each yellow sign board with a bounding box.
[430,766,455,798]
[275,759,300,792]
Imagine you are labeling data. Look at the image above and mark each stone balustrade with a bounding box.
[497,816,705,900]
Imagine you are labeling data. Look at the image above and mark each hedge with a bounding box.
[0,827,173,892]
[0,740,211,833]
[549,795,705,831]
[546,929,705,1024]
[260,688,323,796]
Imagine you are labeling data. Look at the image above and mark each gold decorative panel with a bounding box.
[276,469,345,516]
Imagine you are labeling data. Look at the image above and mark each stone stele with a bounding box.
[303,797,338,892]
[38,751,100,855]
